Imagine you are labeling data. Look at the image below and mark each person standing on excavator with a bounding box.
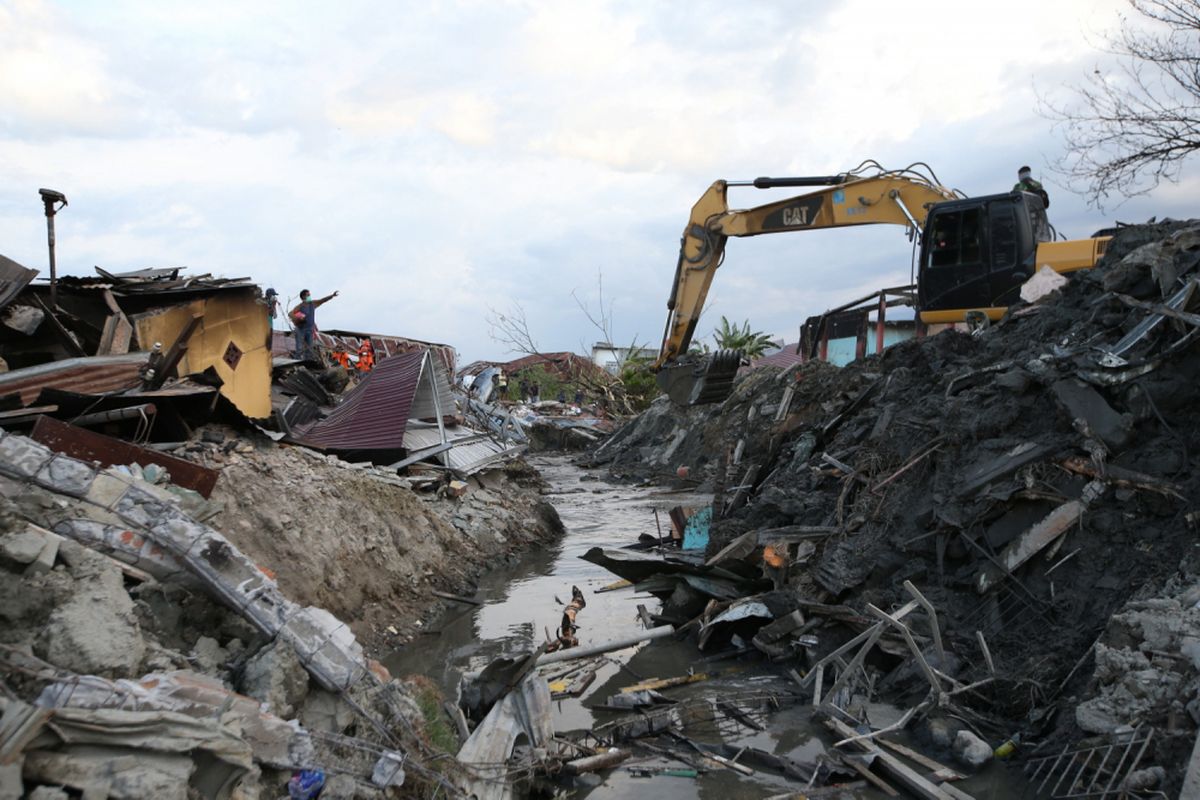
[1013,166,1050,208]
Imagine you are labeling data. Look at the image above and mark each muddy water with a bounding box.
[388,455,1030,799]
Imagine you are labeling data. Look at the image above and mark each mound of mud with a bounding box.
[592,220,1200,791]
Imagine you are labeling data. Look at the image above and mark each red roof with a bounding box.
[501,352,608,381]
[747,343,805,371]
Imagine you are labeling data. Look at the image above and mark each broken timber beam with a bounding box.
[974,500,1083,594]
[825,717,974,800]
[1060,456,1185,500]
[903,580,945,664]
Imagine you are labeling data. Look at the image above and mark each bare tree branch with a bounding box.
[486,302,540,355]
[1041,0,1200,207]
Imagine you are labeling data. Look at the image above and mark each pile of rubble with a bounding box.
[576,220,1200,795]
[0,259,573,795]
[0,417,564,797]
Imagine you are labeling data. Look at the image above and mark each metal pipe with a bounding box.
[535,625,674,666]
[71,404,156,427]
[38,189,68,309]
[888,190,922,235]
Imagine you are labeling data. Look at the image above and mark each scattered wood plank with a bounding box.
[1060,456,1185,500]
[636,604,653,629]
[430,590,482,606]
[594,578,633,593]
[620,672,708,693]
[564,748,631,775]
[974,500,1084,593]
[877,737,965,782]
[826,717,972,800]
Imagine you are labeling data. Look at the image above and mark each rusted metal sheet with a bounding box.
[0,254,39,311]
[30,415,219,497]
[0,353,148,406]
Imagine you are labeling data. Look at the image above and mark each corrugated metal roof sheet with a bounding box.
[402,425,524,475]
[747,344,805,371]
[0,353,148,405]
[295,350,426,451]
[408,356,454,421]
[271,329,457,375]
[0,254,38,312]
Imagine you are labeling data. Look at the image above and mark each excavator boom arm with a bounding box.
[655,172,959,368]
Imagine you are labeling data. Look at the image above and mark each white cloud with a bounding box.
[0,0,1191,361]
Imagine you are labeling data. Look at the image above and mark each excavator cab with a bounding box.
[917,192,1051,323]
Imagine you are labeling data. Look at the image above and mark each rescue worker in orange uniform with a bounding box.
[330,349,352,369]
[356,338,376,372]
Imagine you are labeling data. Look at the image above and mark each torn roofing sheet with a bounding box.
[401,424,525,475]
[295,349,429,451]
[0,253,38,311]
[0,353,148,405]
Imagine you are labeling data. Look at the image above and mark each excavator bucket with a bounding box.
[656,349,742,406]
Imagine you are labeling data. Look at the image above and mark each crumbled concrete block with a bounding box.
[27,787,69,800]
[953,730,993,768]
[0,758,23,800]
[24,535,60,575]
[299,688,356,733]
[239,638,309,718]
[114,484,182,528]
[35,456,96,498]
[0,530,46,564]
[191,636,229,674]
[0,435,53,479]
[40,557,146,678]
[85,472,133,510]
[1052,379,1134,451]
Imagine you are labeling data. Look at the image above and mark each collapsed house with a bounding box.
[0,260,524,476]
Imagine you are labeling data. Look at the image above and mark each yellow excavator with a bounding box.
[654,161,1110,405]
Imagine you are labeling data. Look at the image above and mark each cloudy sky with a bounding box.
[1,0,1195,362]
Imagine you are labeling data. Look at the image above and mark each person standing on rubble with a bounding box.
[1013,166,1050,208]
[291,288,338,360]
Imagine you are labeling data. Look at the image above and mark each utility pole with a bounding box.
[38,188,68,309]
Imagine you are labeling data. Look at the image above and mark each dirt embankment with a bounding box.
[589,220,1200,792]
[0,428,565,799]
[194,430,564,654]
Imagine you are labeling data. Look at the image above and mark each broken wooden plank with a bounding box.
[844,755,900,796]
[867,604,944,697]
[621,672,708,693]
[564,748,631,775]
[826,717,972,800]
[903,581,945,664]
[594,578,632,593]
[1060,456,1185,500]
[636,604,653,630]
[974,500,1084,594]
[872,439,944,495]
[877,737,965,782]
[442,700,469,743]
[801,599,919,687]
[955,441,1056,498]
[975,631,995,676]
[430,590,482,606]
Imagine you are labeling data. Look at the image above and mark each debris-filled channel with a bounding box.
[388,455,1035,798]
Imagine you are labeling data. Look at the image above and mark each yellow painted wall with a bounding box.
[132,291,271,418]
